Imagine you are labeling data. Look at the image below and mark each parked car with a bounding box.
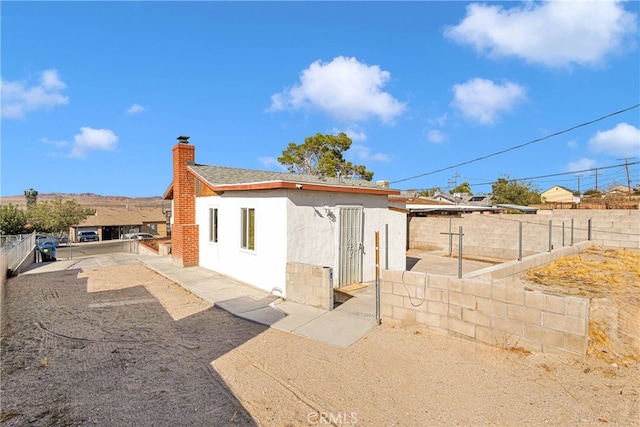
[35,234,60,247]
[133,233,155,240]
[78,231,99,242]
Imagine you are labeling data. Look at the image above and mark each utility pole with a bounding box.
[617,158,634,200]
[594,168,599,192]
[575,175,581,195]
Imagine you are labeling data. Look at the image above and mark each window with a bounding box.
[195,179,201,194]
[241,208,255,250]
[150,224,158,233]
[209,208,218,242]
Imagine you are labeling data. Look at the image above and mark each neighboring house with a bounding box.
[541,186,578,204]
[72,207,168,242]
[465,194,493,206]
[164,136,406,297]
[608,185,633,194]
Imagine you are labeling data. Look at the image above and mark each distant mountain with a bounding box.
[0,193,165,208]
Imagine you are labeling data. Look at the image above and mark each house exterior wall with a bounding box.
[286,190,406,283]
[195,189,406,296]
[542,186,573,203]
[196,191,289,296]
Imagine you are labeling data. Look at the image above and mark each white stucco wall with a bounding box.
[196,191,288,296]
[286,191,406,283]
[195,189,407,296]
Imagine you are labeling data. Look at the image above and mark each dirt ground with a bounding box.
[2,261,639,426]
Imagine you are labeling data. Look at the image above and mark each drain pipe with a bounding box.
[375,231,381,325]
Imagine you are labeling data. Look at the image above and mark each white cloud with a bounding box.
[258,156,287,171]
[268,56,406,124]
[565,157,597,174]
[426,129,448,144]
[427,114,448,127]
[332,126,368,142]
[348,144,390,163]
[451,78,526,124]
[1,69,69,119]
[445,1,637,68]
[40,137,69,149]
[567,140,577,148]
[70,127,119,158]
[126,103,145,115]
[588,123,640,157]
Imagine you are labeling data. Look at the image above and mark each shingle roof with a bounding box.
[79,207,166,227]
[189,163,388,190]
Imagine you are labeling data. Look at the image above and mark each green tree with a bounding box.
[449,182,472,195]
[417,187,442,197]
[491,176,542,205]
[277,132,374,181]
[0,204,28,235]
[29,199,94,234]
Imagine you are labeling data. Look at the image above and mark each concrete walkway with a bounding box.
[23,253,377,348]
[139,255,377,348]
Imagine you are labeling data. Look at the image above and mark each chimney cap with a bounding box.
[177,135,190,144]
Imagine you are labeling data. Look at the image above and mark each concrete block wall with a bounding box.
[409,210,639,258]
[286,262,333,310]
[381,270,590,356]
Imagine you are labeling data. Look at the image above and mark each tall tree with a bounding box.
[491,176,541,205]
[449,182,472,195]
[0,204,27,235]
[277,132,374,181]
[29,199,94,234]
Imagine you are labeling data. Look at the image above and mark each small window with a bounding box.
[241,208,255,250]
[195,179,201,194]
[150,224,158,232]
[209,208,218,242]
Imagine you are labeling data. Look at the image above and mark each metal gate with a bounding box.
[337,207,363,288]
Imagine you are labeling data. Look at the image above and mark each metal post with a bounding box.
[562,222,565,247]
[588,218,592,241]
[375,231,381,325]
[548,220,553,252]
[458,226,463,279]
[385,224,389,270]
[448,217,453,257]
[571,218,574,246]
[518,221,523,261]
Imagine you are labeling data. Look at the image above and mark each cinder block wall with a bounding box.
[286,262,333,310]
[381,269,589,356]
[409,210,639,258]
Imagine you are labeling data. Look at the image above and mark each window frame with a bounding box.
[240,207,255,251]
[209,207,218,243]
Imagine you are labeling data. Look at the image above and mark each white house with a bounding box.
[164,136,406,299]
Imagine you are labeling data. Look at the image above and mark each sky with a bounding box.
[1,1,639,198]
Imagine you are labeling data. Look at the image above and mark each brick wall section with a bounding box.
[409,210,639,258]
[171,138,199,267]
[381,269,590,356]
[286,262,333,310]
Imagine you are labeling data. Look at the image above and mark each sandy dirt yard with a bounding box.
[2,261,639,426]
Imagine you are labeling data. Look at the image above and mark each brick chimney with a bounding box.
[171,135,199,267]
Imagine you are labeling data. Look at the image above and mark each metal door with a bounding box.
[337,207,363,287]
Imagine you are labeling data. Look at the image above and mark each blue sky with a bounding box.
[2,1,639,198]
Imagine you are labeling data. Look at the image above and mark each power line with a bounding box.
[391,103,640,185]
[468,161,639,187]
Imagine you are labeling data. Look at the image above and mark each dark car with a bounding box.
[78,231,99,242]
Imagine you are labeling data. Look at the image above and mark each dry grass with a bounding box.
[526,247,640,297]
[524,247,640,363]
